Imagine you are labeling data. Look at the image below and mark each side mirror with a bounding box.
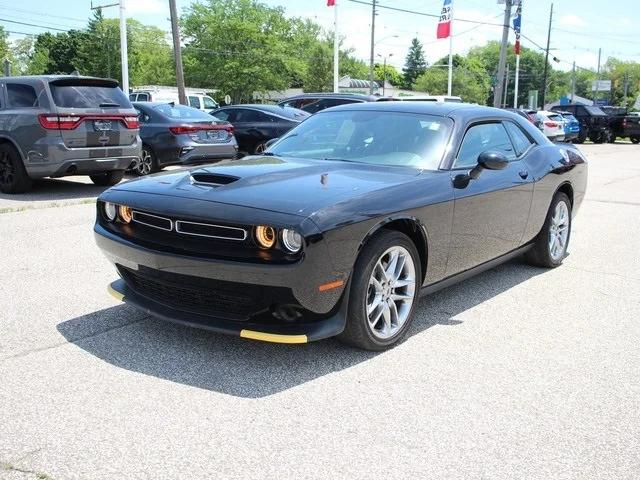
[477,150,509,171]
[454,150,509,189]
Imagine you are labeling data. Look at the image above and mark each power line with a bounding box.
[0,17,69,32]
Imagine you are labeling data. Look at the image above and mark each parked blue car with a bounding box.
[557,111,581,142]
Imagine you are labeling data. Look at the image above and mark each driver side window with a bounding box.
[454,122,516,169]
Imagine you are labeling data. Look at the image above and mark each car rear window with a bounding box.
[585,106,606,116]
[547,114,563,122]
[153,103,215,121]
[49,82,130,108]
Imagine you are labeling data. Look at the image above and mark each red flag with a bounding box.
[437,0,452,39]
[327,0,335,6]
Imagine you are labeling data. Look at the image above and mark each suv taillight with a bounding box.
[38,113,139,130]
[38,114,82,130]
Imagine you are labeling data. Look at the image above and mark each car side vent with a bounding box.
[190,172,240,186]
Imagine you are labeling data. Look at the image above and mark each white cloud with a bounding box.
[126,0,166,15]
[559,14,587,28]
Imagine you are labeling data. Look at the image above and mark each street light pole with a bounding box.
[91,1,129,93]
[493,0,512,108]
[368,0,377,94]
[541,2,553,108]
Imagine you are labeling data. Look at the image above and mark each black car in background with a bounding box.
[211,104,310,155]
[95,102,587,350]
[623,112,640,143]
[132,102,238,175]
[551,104,611,143]
[278,93,391,114]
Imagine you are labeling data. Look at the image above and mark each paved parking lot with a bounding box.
[1,143,639,479]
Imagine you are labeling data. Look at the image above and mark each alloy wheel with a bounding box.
[136,149,153,175]
[366,246,416,340]
[548,200,570,261]
[0,151,13,186]
[255,143,267,154]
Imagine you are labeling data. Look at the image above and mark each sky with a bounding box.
[1,0,638,74]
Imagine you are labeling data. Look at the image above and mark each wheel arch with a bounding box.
[0,135,26,161]
[359,216,429,283]
[556,182,574,207]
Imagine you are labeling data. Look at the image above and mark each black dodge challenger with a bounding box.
[95,102,587,350]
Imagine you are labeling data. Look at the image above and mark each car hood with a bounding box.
[111,155,421,216]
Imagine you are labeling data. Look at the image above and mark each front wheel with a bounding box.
[89,170,124,186]
[253,142,267,154]
[631,136,640,144]
[525,192,572,268]
[338,230,420,351]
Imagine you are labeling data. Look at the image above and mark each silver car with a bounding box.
[0,75,141,193]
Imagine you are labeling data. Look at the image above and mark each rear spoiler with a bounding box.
[49,77,120,88]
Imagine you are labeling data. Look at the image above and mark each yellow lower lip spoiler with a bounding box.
[107,284,124,302]
[240,330,307,344]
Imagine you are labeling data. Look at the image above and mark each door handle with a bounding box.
[518,170,529,179]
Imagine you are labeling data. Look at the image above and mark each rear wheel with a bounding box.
[631,136,640,144]
[338,230,420,351]
[89,170,124,186]
[525,192,572,268]
[253,142,267,154]
[0,144,32,194]
[134,146,158,176]
[574,130,587,144]
[607,129,616,143]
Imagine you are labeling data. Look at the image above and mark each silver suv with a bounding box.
[0,75,141,193]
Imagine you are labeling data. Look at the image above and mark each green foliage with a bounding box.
[304,42,333,92]
[374,62,402,86]
[402,38,427,89]
[414,54,490,104]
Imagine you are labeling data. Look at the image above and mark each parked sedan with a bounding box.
[535,110,565,141]
[210,104,309,155]
[95,103,587,350]
[132,102,238,175]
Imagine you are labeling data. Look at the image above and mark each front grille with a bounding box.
[175,220,246,240]
[118,266,295,321]
[132,211,172,231]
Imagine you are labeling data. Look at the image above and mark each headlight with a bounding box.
[255,225,276,249]
[118,205,133,224]
[103,202,117,221]
[281,228,302,253]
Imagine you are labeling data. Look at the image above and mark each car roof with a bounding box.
[321,101,510,120]
[0,74,119,84]
[279,92,381,102]
[215,104,309,119]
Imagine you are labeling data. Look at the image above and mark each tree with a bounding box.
[414,54,490,104]
[374,62,402,86]
[304,43,333,92]
[402,38,427,89]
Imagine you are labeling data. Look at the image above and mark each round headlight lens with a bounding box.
[281,228,303,253]
[255,225,276,249]
[118,205,133,224]
[104,202,117,222]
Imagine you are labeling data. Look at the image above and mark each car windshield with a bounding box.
[585,106,606,116]
[153,103,215,121]
[268,110,452,170]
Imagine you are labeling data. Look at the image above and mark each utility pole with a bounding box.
[493,0,512,108]
[623,71,629,108]
[593,47,602,105]
[503,63,509,108]
[91,1,129,93]
[571,60,576,103]
[368,0,377,95]
[169,0,186,105]
[541,2,553,109]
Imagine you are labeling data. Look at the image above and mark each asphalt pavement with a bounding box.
[1,143,639,479]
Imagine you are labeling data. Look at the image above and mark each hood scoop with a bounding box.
[190,172,240,187]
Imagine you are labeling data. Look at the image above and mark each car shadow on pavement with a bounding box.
[57,260,543,398]
[0,178,110,203]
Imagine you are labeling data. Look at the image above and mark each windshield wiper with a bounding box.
[322,157,363,164]
[99,102,121,108]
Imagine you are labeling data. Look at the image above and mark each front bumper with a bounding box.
[107,278,348,343]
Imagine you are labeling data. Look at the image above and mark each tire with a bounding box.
[253,142,267,154]
[574,130,587,144]
[607,129,616,143]
[338,230,421,351]
[89,170,125,186]
[0,143,33,194]
[525,192,572,268]
[631,136,640,144]
[134,146,158,176]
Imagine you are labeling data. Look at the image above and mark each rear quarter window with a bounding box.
[7,83,39,108]
[49,82,130,108]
